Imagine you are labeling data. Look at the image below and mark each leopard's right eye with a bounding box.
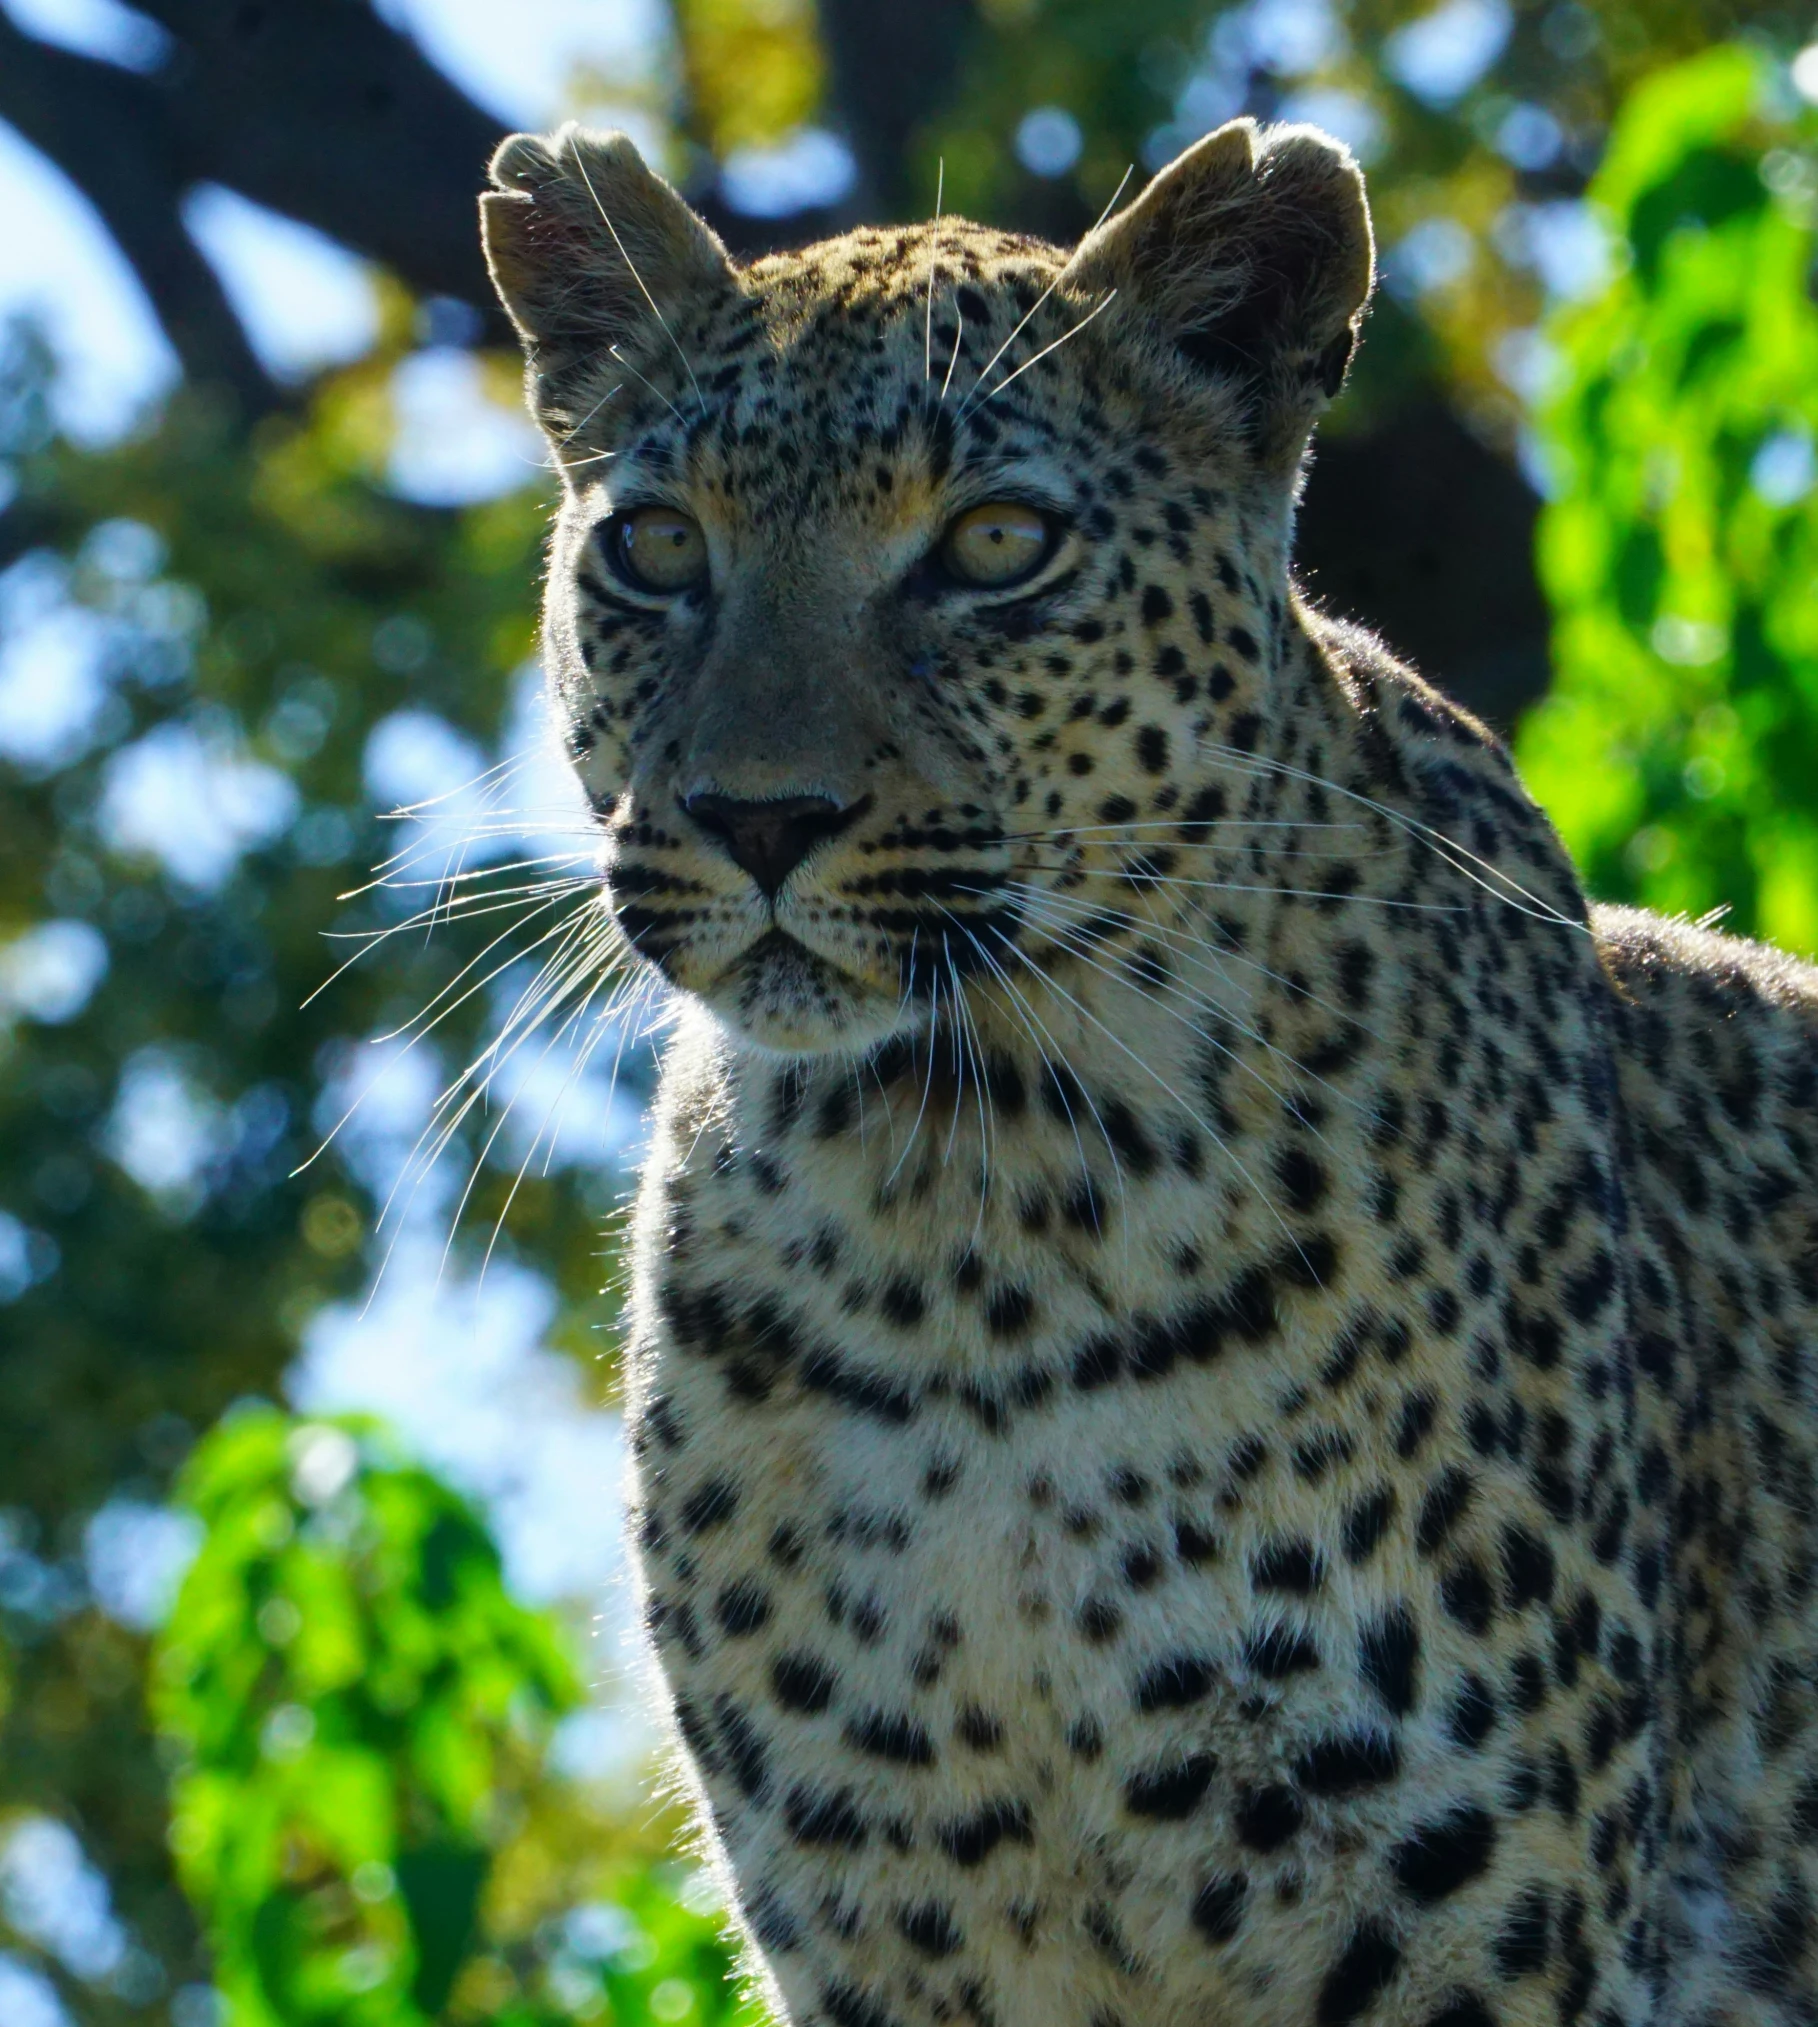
[605,507,708,593]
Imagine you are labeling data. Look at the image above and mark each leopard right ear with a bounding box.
[480,124,736,453]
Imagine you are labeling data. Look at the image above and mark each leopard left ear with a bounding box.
[1064,118,1374,467]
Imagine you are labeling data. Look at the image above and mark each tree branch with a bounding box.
[130,0,515,332]
[814,0,978,218]
[0,14,276,413]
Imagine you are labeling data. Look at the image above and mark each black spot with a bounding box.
[1110,1467,1150,1506]
[1100,1099,1159,1175]
[801,1341,918,1424]
[1251,1537,1323,1594]
[1390,1806,1497,1903]
[983,1051,1026,1116]
[1582,1697,1621,1771]
[1343,1488,1397,1562]
[786,1784,865,1847]
[1078,1596,1124,1644]
[1136,725,1169,772]
[984,1284,1036,1335]
[1122,1542,1163,1589]
[1447,1674,1497,1749]
[772,1653,836,1714]
[923,1455,960,1498]
[1235,1784,1304,1852]
[820,1979,898,2027]
[937,1797,1033,1866]
[747,1885,800,1953]
[1062,1176,1105,1232]
[1494,1885,1550,1975]
[1243,1625,1320,1678]
[1441,1558,1496,1635]
[1297,1731,1399,1796]
[1175,1516,1219,1563]
[1141,584,1173,624]
[845,1710,934,1766]
[1395,1391,1439,1458]
[716,1697,769,1800]
[956,1703,1004,1750]
[1509,1649,1547,1711]
[1072,1334,1122,1388]
[1278,1147,1328,1212]
[1500,1525,1556,1609]
[716,1579,772,1635]
[1417,1467,1476,1555]
[680,1479,739,1533]
[897,1902,961,1958]
[1563,1249,1616,1322]
[1360,1606,1420,1716]
[1135,1654,1216,1711]
[1317,1921,1402,2024]
[1337,941,1375,1008]
[1547,1742,1580,1819]
[1191,1873,1248,1944]
[881,1276,926,1326]
[1123,1752,1217,1819]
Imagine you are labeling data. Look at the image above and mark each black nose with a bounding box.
[682,791,856,897]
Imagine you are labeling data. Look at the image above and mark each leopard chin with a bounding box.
[703,930,913,1058]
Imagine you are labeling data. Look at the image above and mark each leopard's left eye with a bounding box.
[940,502,1051,588]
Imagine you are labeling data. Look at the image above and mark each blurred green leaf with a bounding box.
[154,1409,579,2022]
[1519,44,1818,953]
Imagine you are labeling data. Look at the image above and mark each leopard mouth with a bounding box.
[608,846,1026,1052]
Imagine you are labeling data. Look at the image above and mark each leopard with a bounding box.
[479,112,1818,2027]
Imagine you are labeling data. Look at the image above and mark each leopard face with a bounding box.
[483,119,1371,1056]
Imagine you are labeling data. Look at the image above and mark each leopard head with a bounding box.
[482,118,1373,1055]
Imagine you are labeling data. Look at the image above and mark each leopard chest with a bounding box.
[627,1210,1445,1890]
[621,1009,1654,2024]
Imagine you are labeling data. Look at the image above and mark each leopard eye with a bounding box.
[940,502,1050,588]
[609,506,707,593]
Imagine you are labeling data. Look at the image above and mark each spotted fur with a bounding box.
[483,116,1818,2027]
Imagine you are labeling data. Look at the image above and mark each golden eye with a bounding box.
[612,506,707,593]
[941,502,1050,588]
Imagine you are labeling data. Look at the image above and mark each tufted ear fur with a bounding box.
[481,124,735,447]
[1064,119,1374,469]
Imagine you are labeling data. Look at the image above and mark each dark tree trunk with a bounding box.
[1296,403,1549,732]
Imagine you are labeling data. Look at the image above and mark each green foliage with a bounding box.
[155,1407,574,2023]
[4,8,1818,2022]
[154,1407,756,2026]
[1518,47,1818,951]
[0,322,632,1997]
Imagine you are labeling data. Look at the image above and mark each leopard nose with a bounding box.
[681,791,857,897]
